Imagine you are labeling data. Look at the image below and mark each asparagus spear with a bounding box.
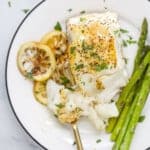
[113,65,150,150]
[134,18,148,70]
[106,50,150,133]
[111,86,136,141]
[112,83,142,150]
[106,20,149,133]
[120,65,150,150]
[111,46,150,140]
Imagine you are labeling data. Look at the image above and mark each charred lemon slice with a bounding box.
[33,81,47,105]
[17,42,56,81]
[41,31,67,56]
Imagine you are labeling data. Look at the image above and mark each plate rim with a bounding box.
[5,0,47,149]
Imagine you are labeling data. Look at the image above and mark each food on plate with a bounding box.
[16,10,150,150]
[17,42,56,81]
[67,12,127,97]
[46,12,128,129]
[33,81,48,105]
[106,18,150,150]
[41,31,68,57]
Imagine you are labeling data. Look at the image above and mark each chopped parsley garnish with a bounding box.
[122,40,128,47]
[67,87,75,91]
[122,39,137,47]
[8,1,11,7]
[120,28,129,33]
[90,52,101,60]
[82,40,93,51]
[114,28,128,37]
[55,103,65,109]
[54,114,58,118]
[114,30,121,37]
[68,8,72,12]
[35,91,40,94]
[138,115,145,123]
[22,9,30,14]
[60,76,70,86]
[26,72,33,80]
[72,141,76,146]
[54,22,62,31]
[80,10,86,14]
[126,39,137,44]
[70,46,76,54]
[80,17,86,22]
[75,64,84,70]
[96,139,102,143]
[94,63,108,72]
[81,30,85,33]
[123,57,128,64]
[111,99,115,103]
[114,28,137,48]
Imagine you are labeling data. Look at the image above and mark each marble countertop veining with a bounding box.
[0,0,43,149]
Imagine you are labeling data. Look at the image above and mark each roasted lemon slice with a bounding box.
[33,81,47,105]
[17,42,56,81]
[41,31,67,56]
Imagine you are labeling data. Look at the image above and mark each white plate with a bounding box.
[6,0,150,150]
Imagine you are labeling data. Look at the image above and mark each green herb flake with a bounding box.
[80,17,86,22]
[54,22,62,31]
[114,28,128,37]
[54,114,58,118]
[70,46,76,54]
[60,76,70,86]
[75,64,84,70]
[67,87,75,91]
[80,10,86,14]
[138,115,145,123]
[122,40,128,47]
[26,72,33,80]
[81,30,85,33]
[35,91,40,94]
[123,57,128,64]
[82,40,93,51]
[127,39,137,44]
[68,8,72,12]
[55,103,65,109]
[96,139,101,143]
[94,63,108,72]
[8,1,11,7]
[128,35,133,40]
[22,9,30,14]
[90,52,101,60]
[114,30,121,37]
[72,141,76,146]
[120,28,129,33]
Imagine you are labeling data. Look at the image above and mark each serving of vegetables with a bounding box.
[16,17,150,150]
[106,18,150,150]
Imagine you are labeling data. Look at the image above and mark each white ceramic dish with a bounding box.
[6,0,150,149]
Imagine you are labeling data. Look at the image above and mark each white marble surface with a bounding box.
[0,0,43,149]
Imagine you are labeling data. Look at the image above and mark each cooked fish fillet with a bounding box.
[47,12,128,130]
[67,12,128,98]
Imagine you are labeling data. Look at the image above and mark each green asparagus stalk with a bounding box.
[120,65,150,150]
[110,86,136,141]
[106,51,150,133]
[112,84,142,150]
[110,46,150,140]
[113,65,150,150]
[106,20,149,133]
[134,18,148,70]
